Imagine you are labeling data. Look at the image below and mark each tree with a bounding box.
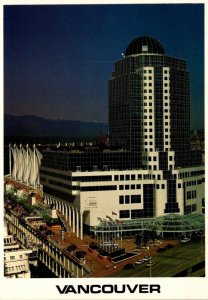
[67,244,77,253]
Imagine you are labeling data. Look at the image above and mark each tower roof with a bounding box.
[125,36,165,56]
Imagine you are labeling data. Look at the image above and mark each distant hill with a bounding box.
[4,115,108,138]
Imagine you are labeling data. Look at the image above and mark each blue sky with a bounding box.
[4,4,204,129]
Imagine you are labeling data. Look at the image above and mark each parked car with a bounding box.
[135,259,144,265]
[123,263,135,270]
[143,256,152,261]
[181,238,191,243]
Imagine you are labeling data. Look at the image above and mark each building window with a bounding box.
[136,184,141,189]
[131,174,135,180]
[131,195,141,203]
[125,174,130,180]
[119,196,124,204]
[125,185,129,190]
[119,210,130,219]
[119,185,124,190]
[125,195,130,204]
[114,175,119,181]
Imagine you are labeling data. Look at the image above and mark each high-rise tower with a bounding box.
[109,36,194,170]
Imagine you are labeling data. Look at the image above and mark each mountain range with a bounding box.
[4,115,108,139]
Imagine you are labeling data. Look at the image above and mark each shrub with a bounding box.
[67,244,77,252]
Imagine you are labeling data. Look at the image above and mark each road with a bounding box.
[109,238,205,277]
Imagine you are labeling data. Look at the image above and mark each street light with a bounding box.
[146,245,152,277]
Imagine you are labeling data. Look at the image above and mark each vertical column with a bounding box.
[62,204,65,217]
[72,208,75,233]
[33,144,36,188]
[65,205,68,221]
[9,144,11,178]
[56,201,59,211]
[26,144,29,186]
[14,144,17,180]
[68,206,72,227]
[76,209,79,238]
[80,212,83,240]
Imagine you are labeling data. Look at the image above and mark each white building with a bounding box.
[4,222,32,278]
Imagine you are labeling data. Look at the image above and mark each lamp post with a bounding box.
[146,245,152,277]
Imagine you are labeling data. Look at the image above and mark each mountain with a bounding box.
[4,115,108,138]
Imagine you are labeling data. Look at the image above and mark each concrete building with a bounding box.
[4,222,32,278]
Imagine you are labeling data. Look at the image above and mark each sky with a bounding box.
[4,4,204,129]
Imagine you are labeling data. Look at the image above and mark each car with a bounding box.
[146,261,155,267]
[135,259,144,265]
[143,256,152,261]
[181,238,191,243]
[123,263,135,270]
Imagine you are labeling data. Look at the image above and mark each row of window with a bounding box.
[80,185,117,192]
[119,209,145,219]
[178,170,204,179]
[144,148,170,152]
[143,121,170,126]
[187,190,197,200]
[185,204,197,214]
[119,184,141,190]
[6,265,26,273]
[143,69,153,74]
[186,180,197,186]
[114,174,137,181]
[119,195,141,204]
